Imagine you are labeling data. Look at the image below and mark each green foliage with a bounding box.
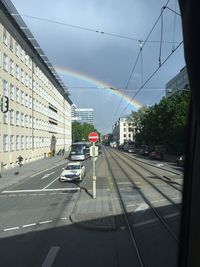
[72,122,100,142]
[128,91,190,154]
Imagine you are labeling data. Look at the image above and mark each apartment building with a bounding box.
[112,116,136,146]
[0,0,72,169]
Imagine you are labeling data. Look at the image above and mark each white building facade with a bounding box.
[0,1,72,169]
[112,117,136,146]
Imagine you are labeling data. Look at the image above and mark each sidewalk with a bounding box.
[70,156,117,231]
[0,154,68,191]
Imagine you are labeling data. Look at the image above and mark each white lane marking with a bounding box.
[41,172,55,180]
[30,161,67,178]
[135,203,149,212]
[42,246,60,267]
[39,220,53,225]
[165,212,180,218]
[2,188,80,194]
[134,218,159,227]
[4,226,20,231]
[2,217,70,233]
[42,177,59,190]
[0,195,7,197]
[22,223,37,228]
[30,169,49,177]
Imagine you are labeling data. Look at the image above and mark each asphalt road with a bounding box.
[0,149,183,267]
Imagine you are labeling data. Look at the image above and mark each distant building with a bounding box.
[112,116,136,146]
[165,66,189,97]
[72,107,94,125]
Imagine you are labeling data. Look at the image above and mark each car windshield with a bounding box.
[65,165,80,170]
[0,1,192,267]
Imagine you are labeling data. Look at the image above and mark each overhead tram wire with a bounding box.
[120,40,183,117]
[18,13,179,44]
[112,0,170,120]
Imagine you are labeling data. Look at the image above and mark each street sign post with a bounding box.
[88,132,99,199]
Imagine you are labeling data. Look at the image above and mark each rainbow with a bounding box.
[55,66,143,111]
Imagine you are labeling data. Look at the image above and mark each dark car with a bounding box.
[139,145,150,156]
[149,151,164,160]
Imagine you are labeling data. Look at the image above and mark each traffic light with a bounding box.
[1,96,9,113]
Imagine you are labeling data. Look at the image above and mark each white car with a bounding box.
[59,162,85,182]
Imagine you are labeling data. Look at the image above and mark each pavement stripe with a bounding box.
[2,188,80,193]
[39,220,53,225]
[22,223,37,228]
[3,227,20,231]
[42,246,60,267]
[42,177,60,190]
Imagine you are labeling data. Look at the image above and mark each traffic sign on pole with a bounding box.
[88,132,99,143]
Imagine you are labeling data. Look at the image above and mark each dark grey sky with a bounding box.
[11,0,185,133]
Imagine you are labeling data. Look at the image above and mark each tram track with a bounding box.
[121,151,183,192]
[111,150,182,210]
[106,148,179,241]
[104,148,179,266]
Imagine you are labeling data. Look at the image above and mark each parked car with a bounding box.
[149,151,164,160]
[176,155,185,167]
[59,162,85,182]
[138,145,150,156]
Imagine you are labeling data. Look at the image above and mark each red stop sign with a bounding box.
[88,132,99,143]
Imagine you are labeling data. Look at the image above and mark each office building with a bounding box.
[165,66,189,97]
[72,107,94,125]
[0,0,72,169]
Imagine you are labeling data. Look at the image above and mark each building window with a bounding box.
[21,48,24,62]
[25,115,29,128]
[10,135,14,151]
[10,59,14,76]
[3,53,8,71]
[16,87,20,103]
[25,94,29,107]
[3,80,8,96]
[10,36,14,51]
[15,42,20,57]
[10,109,14,125]
[21,69,25,84]
[3,112,9,124]
[3,135,9,152]
[16,111,20,126]
[21,113,25,127]
[16,64,20,80]
[21,136,25,150]
[16,135,20,150]
[10,84,15,100]
[21,91,25,105]
[26,136,29,149]
[3,27,8,45]
[29,96,32,108]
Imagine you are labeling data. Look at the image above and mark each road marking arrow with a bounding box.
[41,171,55,180]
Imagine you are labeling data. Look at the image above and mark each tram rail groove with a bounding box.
[117,150,182,193]
[106,148,179,242]
[104,150,145,267]
[122,151,182,176]
[111,149,182,211]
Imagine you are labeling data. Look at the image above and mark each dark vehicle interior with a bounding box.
[178,1,200,266]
